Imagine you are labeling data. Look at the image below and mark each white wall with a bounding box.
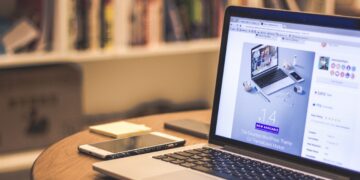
[80,50,219,115]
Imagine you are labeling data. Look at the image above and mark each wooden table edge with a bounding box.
[32,109,212,179]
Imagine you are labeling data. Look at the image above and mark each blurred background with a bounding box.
[0,0,359,179]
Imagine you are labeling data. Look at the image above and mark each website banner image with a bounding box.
[231,42,315,156]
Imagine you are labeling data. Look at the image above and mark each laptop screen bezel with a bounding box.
[209,6,360,179]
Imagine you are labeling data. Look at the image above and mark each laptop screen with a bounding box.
[251,45,278,77]
[215,16,360,173]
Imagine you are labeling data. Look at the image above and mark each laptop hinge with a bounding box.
[222,145,348,180]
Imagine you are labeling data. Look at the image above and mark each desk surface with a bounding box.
[32,109,211,179]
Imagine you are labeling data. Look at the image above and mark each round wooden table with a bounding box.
[32,110,211,179]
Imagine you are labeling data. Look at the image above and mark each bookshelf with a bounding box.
[0,39,220,68]
[0,0,346,68]
[0,0,223,68]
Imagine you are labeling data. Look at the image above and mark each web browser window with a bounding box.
[215,16,360,172]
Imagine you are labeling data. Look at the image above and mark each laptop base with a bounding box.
[261,76,295,95]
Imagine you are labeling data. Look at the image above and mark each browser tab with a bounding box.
[260,21,283,28]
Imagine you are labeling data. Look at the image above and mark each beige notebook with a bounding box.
[89,121,151,138]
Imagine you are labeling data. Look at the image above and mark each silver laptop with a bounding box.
[93,6,360,180]
[251,44,295,95]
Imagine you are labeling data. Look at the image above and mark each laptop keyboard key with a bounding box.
[191,155,202,159]
[152,155,166,159]
[194,161,205,165]
[170,159,184,164]
[199,158,211,162]
[170,160,184,164]
[198,153,210,157]
[184,150,200,154]
[185,158,196,163]
[175,152,192,157]
[162,157,175,162]
[180,162,196,168]
[167,153,187,160]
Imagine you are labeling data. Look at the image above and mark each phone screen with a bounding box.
[90,134,175,153]
[290,71,302,80]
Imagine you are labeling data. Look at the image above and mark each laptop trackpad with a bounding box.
[144,170,219,180]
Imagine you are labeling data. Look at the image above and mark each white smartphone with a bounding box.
[289,71,304,83]
[78,132,185,160]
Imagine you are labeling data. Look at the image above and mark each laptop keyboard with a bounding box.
[153,147,321,180]
[254,69,288,88]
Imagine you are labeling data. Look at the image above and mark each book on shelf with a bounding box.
[75,0,90,50]
[286,0,300,11]
[147,0,163,46]
[100,0,115,50]
[0,18,15,54]
[89,0,100,50]
[68,0,77,51]
[2,19,40,54]
[36,0,55,52]
[163,0,228,42]
[264,0,289,9]
[0,0,55,55]
[129,0,148,46]
[69,0,116,51]
[164,0,184,42]
[246,0,264,7]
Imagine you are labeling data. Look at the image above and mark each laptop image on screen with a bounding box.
[251,44,295,95]
[93,6,360,180]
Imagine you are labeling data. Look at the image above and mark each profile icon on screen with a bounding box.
[318,56,329,70]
